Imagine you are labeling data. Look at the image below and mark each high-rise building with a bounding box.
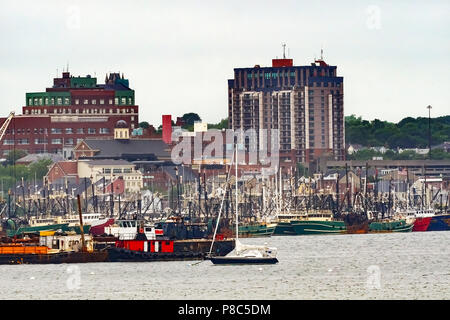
[0,71,140,158]
[228,54,345,169]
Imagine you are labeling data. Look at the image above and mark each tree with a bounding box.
[181,113,201,127]
[139,121,150,129]
[6,149,28,165]
[208,118,228,130]
[28,159,53,180]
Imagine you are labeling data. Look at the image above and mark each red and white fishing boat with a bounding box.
[405,208,435,232]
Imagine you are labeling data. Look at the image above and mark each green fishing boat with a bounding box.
[290,211,346,235]
[6,222,91,237]
[291,220,346,235]
[273,214,304,235]
[273,221,297,235]
[238,223,277,238]
[6,223,70,237]
[368,219,413,233]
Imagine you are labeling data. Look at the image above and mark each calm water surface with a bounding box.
[1,231,449,299]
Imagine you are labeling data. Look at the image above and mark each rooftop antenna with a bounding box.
[320,47,324,60]
[282,43,286,59]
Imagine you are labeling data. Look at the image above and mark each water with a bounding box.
[1,231,449,300]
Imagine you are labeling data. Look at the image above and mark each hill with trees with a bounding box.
[345,115,450,149]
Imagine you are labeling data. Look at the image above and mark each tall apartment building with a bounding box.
[0,71,139,158]
[228,55,345,169]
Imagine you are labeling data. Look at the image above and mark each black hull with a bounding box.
[208,257,279,265]
[107,248,206,262]
[108,239,235,262]
[0,251,108,265]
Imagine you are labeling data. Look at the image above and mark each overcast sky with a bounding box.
[0,0,448,127]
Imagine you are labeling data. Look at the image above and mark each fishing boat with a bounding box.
[238,222,277,238]
[427,213,450,231]
[208,145,278,265]
[104,218,234,262]
[0,231,108,265]
[290,211,346,235]
[368,218,414,233]
[403,208,434,232]
[273,213,301,236]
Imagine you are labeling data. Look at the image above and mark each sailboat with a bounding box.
[208,144,278,265]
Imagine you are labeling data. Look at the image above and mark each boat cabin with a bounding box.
[39,233,94,252]
[104,220,162,240]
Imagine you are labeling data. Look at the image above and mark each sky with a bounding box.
[0,0,449,127]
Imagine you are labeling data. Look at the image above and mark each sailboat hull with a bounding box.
[209,256,278,264]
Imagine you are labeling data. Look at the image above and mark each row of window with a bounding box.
[102,168,133,174]
[28,97,134,106]
[3,138,83,146]
[6,128,110,135]
[25,108,137,116]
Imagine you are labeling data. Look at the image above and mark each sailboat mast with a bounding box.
[235,145,239,242]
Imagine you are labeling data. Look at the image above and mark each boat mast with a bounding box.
[235,144,239,242]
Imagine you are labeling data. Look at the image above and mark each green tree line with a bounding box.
[0,157,52,197]
[345,115,450,149]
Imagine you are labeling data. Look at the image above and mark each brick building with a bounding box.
[0,71,140,158]
[228,54,345,170]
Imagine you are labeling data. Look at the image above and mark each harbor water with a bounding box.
[1,231,449,300]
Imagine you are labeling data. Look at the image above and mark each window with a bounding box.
[77,128,84,134]
[50,98,55,105]
[109,99,113,105]
[92,99,97,104]
[45,98,49,105]
[3,139,14,145]
[51,139,62,144]
[75,99,79,105]
[88,128,96,134]
[121,97,126,105]
[51,128,62,134]
[113,168,122,174]
[65,138,74,145]
[65,128,73,134]
[115,98,119,105]
[57,98,62,105]
[123,168,131,173]
[99,128,110,134]
[64,98,70,105]
[34,138,48,144]
[83,99,88,104]
[128,97,132,105]
[100,99,105,105]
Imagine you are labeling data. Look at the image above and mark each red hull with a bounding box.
[412,217,432,232]
[90,218,115,236]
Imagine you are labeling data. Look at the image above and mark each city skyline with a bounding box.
[0,0,449,127]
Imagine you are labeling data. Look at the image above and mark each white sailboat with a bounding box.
[208,144,278,264]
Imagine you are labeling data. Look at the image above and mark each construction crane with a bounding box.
[0,112,14,143]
